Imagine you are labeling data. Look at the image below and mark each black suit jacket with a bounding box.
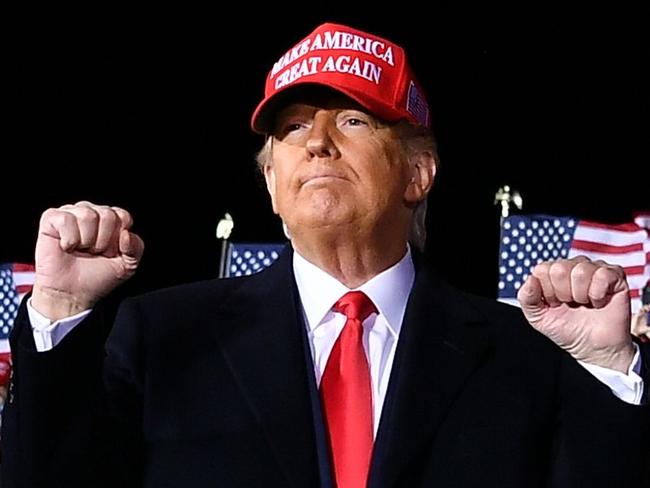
[2,248,650,487]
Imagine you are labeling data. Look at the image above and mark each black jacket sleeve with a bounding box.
[1,296,143,488]
[548,347,650,487]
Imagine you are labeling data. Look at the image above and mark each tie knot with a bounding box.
[333,291,377,322]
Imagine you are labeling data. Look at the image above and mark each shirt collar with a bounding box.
[292,246,415,338]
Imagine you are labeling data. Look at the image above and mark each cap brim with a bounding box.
[251,81,405,134]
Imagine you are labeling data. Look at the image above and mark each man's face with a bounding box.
[264,94,433,241]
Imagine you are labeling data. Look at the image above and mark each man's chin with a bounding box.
[287,210,355,233]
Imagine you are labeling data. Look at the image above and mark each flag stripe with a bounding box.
[573,225,648,245]
[571,239,643,254]
[568,249,647,268]
[627,275,650,290]
[13,271,36,287]
[16,285,33,294]
[578,221,644,232]
[624,266,646,275]
[570,240,643,254]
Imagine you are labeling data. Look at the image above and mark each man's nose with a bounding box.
[305,113,341,159]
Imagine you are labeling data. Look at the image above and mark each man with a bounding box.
[2,22,649,488]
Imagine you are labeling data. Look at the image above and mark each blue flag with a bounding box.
[224,242,286,278]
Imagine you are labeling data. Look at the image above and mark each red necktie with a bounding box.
[320,291,377,488]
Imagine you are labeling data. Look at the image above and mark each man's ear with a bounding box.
[264,164,279,214]
[404,151,436,205]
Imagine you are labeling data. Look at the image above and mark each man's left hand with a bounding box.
[518,256,635,373]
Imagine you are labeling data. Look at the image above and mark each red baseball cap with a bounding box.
[251,23,430,133]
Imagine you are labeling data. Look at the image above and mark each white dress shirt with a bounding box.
[30,248,644,434]
[292,248,415,437]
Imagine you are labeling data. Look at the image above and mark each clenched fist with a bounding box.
[32,201,145,321]
[518,256,635,373]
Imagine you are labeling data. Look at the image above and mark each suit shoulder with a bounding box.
[126,275,250,311]
[441,284,556,350]
[430,275,526,323]
[125,245,293,311]
[460,291,527,323]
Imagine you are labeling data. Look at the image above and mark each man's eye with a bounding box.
[345,118,367,127]
[281,121,312,135]
[274,120,310,141]
[286,123,304,132]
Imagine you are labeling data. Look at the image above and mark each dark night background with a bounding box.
[3,6,648,300]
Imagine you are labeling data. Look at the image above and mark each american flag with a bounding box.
[0,263,35,354]
[224,242,285,277]
[498,214,650,313]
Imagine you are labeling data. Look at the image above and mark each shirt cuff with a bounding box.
[27,298,92,352]
[579,343,644,405]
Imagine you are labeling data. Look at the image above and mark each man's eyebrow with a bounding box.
[276,105,312,119]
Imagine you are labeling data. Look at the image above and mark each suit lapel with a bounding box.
[369,265,492,488]
[212,249,320,488]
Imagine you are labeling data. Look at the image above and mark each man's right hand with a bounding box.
[32,201,145,321]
